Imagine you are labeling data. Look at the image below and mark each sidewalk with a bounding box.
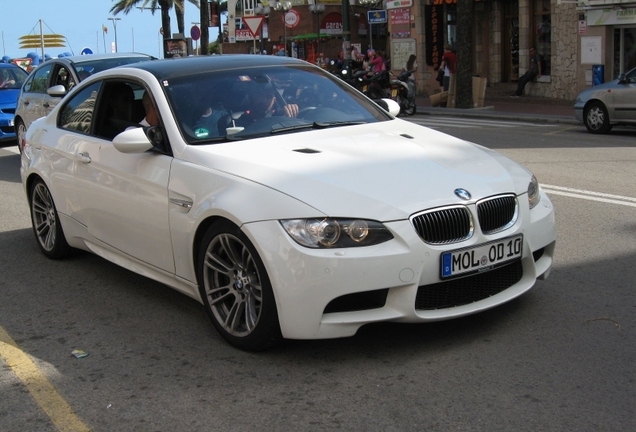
[415,93,578,125]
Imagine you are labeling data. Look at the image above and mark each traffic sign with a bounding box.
[190,25,201,41]
[80,47,93,55]
[243,16,265,38]
[368,10,387,24]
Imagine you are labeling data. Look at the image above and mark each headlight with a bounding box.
[280,218,393,248]
[528,175,541,209]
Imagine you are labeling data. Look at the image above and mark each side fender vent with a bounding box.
[293,148,321,154]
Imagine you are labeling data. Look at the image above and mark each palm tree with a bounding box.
[174,0,201,36]
[110,0,198,40]
[200,1,227,53]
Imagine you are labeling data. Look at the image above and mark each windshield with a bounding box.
[73,56,154,80]
[162,64,392,145]
[0,66,29,90]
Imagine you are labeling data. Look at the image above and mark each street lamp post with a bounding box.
[358,0,376,50]
[107,17,121,52]
[309,3,325,63]
[254,3,271,54]
[273,1,292,56]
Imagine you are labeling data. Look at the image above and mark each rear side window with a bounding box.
[59,82,101,134]
[23,63,53,93]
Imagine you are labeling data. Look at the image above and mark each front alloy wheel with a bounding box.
[30,180,71,259]
[584,101,612,134]
[16,119,27,153]
[198,221,281,351]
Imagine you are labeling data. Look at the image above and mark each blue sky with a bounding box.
[1,0,220,60]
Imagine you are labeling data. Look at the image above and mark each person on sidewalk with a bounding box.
[511,46,542,97]
[439,44,456,92]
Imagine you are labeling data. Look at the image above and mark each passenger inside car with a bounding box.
[101,83,137,139]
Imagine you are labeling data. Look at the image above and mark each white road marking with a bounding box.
[409,117,555,129]
[542,184,636,208]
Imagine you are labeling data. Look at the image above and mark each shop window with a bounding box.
[446,5,457,48]
[613,28,636,77]
[533,0,551,75]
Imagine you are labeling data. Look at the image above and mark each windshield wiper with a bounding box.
[269,120,366,135]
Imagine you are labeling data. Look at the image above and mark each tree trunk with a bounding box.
[200,0,210,55]
[455,0,474,109]
[176,0,185,35]
[160,0,172,39]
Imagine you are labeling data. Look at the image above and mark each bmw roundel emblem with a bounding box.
[454,188,471,200]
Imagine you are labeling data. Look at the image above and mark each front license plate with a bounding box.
[362,85,368,92]
[441,235,523,279]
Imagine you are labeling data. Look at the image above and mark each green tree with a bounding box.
[455,0,474,109]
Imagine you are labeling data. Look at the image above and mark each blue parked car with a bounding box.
[0,63,29,143]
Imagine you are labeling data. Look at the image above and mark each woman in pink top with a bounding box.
[368,49,385,73]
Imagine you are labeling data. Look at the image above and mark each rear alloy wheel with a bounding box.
[584,101,612,134]
[197,221,282,351]
[30,179,71,259]
[16,119,27,153]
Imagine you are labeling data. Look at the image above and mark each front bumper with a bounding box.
[243,191,556,340]
[0,115,16,142]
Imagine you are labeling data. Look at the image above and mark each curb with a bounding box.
[415,105,580,126]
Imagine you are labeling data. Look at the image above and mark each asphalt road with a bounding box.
[1,118,635,431]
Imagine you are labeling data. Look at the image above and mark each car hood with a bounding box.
[0,88,20,107]
[575,79,621,104]
[183,120,532,220]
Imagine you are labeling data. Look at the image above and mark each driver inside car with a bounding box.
[236,89,299,127]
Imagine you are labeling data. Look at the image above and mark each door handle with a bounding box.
[77,152,91,163]
[43,103,50,108]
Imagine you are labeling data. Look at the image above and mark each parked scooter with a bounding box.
[363,70,391,100]
[390,71,416,116]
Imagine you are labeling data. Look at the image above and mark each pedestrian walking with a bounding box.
[439,44,456,92]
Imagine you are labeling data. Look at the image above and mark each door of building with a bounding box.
[503,0,519,82]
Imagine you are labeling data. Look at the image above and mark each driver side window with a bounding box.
[23,63,53,93]
[59,82,101,134]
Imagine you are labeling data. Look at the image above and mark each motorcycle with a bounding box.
[362,70,391,100]
[390,71,416,116]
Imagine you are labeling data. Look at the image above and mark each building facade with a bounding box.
[221,0,636,101]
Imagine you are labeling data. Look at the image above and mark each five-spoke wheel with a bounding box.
[30,180,71,259]
[197,221,281,351]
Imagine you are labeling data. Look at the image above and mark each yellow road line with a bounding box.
[544,126,578,135]
[0,326,91,432]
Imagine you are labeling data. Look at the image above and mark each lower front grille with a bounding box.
[415,261,523,310]
[324,289,389,314]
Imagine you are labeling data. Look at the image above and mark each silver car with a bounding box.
[574,67,636,134]
[14,52,155,151]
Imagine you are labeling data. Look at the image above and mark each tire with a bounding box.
[584,101,612,134]
[29,179,71,259]
[16,119,27,154]
[197,221,282,351]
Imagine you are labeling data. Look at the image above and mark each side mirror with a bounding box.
[617,73,627,84]
[47,84,67,97]
[376,98,401,117]
[112,127,154,153]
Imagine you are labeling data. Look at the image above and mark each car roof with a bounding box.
[52,52,155,65]
[124,54,309,80]
[0,62,25,69]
